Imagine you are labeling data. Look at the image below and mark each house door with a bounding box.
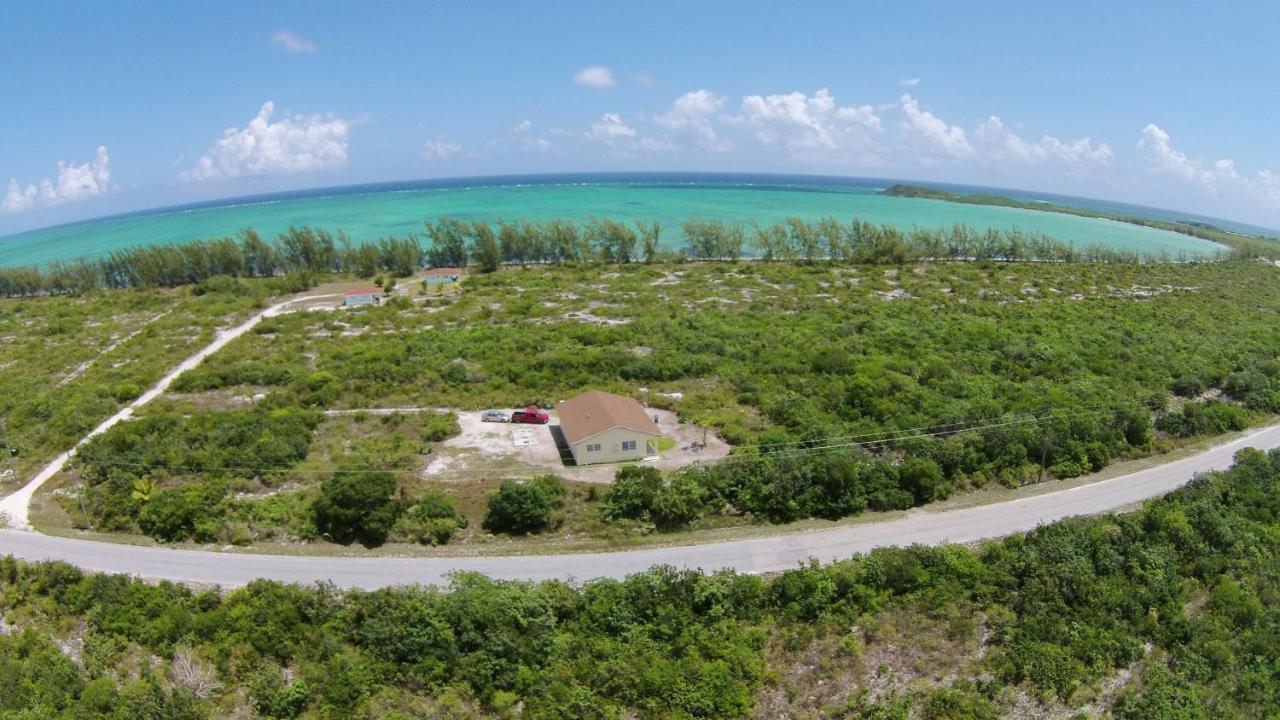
[646,440,657,457]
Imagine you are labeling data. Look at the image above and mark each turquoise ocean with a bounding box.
[0,173,1248,267]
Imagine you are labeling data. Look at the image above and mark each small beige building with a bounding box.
[558,390,662,465]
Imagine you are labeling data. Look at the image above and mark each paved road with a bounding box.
[2,422,1276,589]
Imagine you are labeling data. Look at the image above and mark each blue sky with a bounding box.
[3,1,1279,234]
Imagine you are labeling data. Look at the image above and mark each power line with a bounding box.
[71,400,1152,479]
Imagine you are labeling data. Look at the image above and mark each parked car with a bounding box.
[481,410,509,423]
[510,406,550,424]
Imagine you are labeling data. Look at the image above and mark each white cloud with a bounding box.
[634,72,658,88]
[180,102,349,182]
[1136,123,1280,214]
[510,120,551,151]
[3,181,36,213]
[422,138,464,161]
[3,146,111,213]
[899,78,921,87]
[975,115,1112,168]
[1137,124,1239,186]
[654,90,731,151]
[738,88,882,160]
[585,113,637,145]
[270,30,317,54]
[573,65,616,89]
[899,93,972,161]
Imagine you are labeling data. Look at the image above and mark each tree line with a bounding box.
[0,215,1228,297]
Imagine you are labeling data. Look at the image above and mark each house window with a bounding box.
[586,443,601,452]
[621,440,637,451]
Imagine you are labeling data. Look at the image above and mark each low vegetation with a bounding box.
[60,409,466,546]
[64,257,1272,541]
[481,475,565,536]
[4,449,1280,717]
[4,253,1267,547]
[0,287,261,484]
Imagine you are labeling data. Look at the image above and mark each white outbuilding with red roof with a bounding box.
[343,286,383,307]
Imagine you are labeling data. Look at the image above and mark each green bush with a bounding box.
[1170,375,1206,398]
[482,475,564,535]
[1156,401,1248,438]
[313,467,404,547]
[650,471,707,530]
[420,412,460,443]
[393,491,467,545]
[603,465,662,521]
[137,481,226,543]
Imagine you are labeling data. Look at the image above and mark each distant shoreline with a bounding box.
[880,183,1277,256]
[0,173,1246,268]
[7,171,1278,242]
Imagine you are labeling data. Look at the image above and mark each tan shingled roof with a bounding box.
[558,390,662,445]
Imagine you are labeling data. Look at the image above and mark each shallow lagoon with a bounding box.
[0,173,1225,266]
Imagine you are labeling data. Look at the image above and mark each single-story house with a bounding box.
[424,267,463,285]
[343,286,383,307]
[558,390,662,465]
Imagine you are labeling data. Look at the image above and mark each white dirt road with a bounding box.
[0,298,299,528]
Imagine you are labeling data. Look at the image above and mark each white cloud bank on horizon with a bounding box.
[180,102,350,182]
[1138,123,1280,212]
[975,116,1113,168]
[899,93,973,161]
[1138,124,1240,187]
[585,113,637,145]
[270,30,317,54]
[573,65,616,89]
[3,146,110,213]
[422,138,465,160]
[654,90,732,151]
[510,120,551,152]
[576,87,1122,178]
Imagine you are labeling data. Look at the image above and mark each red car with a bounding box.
[510,407,550,424]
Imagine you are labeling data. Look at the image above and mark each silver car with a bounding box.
[481,410,509,423]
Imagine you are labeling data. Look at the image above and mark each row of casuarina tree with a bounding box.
[0,216,1227,297]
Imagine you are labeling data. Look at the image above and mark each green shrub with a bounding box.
[393,491,467,545]
[137,480,226,543]
[482,475,564,535]
[1170,375,1206,398]
[420,412,460,443]
[313,467,403,547]
[603,465,662,521]
[1156,401,1248,438]
[650,471,707,530]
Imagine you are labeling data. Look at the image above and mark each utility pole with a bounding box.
[1038,411,1054,483]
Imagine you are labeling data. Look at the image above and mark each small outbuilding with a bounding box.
[558,390,662,465]
[424,267,463,285]
[343,286,383,307]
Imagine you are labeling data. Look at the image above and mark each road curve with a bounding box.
[2,422,1277,589]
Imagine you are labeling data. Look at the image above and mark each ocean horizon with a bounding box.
[1,172,1266,267]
